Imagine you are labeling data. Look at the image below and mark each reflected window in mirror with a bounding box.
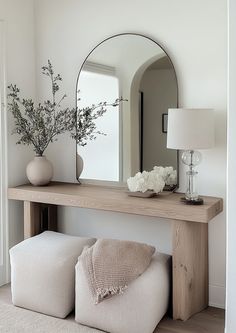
[78,63,120,181]
[76,33,179,190]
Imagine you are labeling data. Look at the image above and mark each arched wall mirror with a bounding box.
[76,33,179,189]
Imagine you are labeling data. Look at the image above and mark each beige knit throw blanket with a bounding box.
[80,239,155,304]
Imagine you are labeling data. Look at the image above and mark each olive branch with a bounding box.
[8,60,126,156]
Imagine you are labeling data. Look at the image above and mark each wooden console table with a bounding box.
[8,182,223,321]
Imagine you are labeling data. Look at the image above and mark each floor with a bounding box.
[0,284,225,333]
[157,307,224,333]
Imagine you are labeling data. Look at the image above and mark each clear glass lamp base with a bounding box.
[181,150,204,205]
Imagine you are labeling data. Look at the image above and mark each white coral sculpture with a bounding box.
[127,166,177,194]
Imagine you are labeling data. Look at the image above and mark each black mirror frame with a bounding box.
[75,32,179,191]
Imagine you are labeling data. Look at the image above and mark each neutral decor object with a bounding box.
[8,61,76,186]
[127,169,165,194]
[127,166,176,195]
[79,239,155,304]
[76,153,84,184]
[8,182,223,321]
[26,155,53,186]
[75,252,170,333]
[167,108,214,204]
[127,189,156,198]
[10,231,96,318]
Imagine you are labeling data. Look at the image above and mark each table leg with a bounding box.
[47,204,57,231]
[24,201,41,239]
[172,220,208,321]
[23,201,58,239]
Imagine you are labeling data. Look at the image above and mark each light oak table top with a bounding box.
[8,181,223,223]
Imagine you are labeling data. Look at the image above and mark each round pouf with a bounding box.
[26,155,53,186]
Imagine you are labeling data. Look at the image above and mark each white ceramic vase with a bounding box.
[76,153,84,183]
[26,156,53,186]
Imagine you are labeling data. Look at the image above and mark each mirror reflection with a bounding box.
[76,33,178,188]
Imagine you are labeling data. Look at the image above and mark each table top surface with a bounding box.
[8,182,223,223]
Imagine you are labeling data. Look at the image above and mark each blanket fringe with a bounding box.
[95,285,128,304]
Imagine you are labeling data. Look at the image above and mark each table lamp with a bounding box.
[167,108,215,204]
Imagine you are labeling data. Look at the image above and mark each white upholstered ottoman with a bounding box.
[75,252,171,333]
[10,231,96,318]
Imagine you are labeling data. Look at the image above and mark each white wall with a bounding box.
[33,0,227,308]
[0,0,35,281]
[226,0,236,331]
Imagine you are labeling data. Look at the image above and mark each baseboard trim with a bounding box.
[209,284,225,309]
[209,302,225,309]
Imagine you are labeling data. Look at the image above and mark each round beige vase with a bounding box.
[26,156,53,186]
[76,153,84,184]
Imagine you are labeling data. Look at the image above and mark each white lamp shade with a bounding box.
[167,108,215,150]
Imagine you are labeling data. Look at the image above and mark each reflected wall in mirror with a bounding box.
[76,33,178,189]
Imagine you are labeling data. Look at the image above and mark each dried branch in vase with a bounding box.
[73,96,127,147]
[8,60,126,156]
[8,60,76,156]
